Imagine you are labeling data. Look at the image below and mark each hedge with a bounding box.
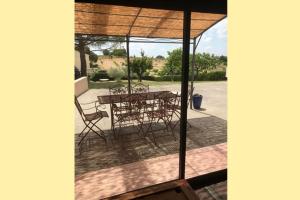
[152,71,227,81]
[89,70,111,81]
[89,70,226,82]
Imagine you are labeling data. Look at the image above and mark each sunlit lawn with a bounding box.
[88,80,178,89]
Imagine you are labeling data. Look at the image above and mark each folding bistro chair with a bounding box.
[131,82,149,93]
[109,84,128,95]
[172,86,194,128]
[75,96,109,147]
[111,93,145,138]
[144,92,178,145]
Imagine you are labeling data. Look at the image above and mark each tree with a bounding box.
[75,35,124,76]
[111,48,127,57]
[130,50,153,82]
[83,47,99,68]
[193,53,218,78]
[103,49,110,56]
[162,48,182,81]
[219,55,227,65]
[156,55,165,59]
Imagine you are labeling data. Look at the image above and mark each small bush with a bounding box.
[149,71,226,82]
[194,71,226,81]
[90,63,98,68]
[89,70,110,81]
[143,75,155,81]
[154,75,182,81]
[108,67,125,81]
[111,49,127,57]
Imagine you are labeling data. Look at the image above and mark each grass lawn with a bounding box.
[88,80,222,89]
[88,80,178,89]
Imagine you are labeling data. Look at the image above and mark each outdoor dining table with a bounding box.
[97,91,177,130]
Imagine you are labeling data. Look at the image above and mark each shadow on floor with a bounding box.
[75,116,227,176]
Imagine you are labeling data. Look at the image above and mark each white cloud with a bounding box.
[202,36,212,43]
[204,46,212,50]
[212,18,227,39]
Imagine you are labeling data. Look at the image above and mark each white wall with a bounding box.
[75,76,88,97]
[75,50,90,71]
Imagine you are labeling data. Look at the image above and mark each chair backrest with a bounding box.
[131,82,149,93]
[109,84,127,95]
[75,96,84,115]
[75,96,88,122]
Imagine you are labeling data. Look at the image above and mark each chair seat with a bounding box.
[146,109,169,118]
[84,111,109,121]
[115,111,141,121]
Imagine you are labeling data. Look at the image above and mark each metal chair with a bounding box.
[172,86,194,128]
[75,96,108,147]
[111,93,145,138]
[131,82,149,93]
[144,92,178,145]
[109,84,128,95]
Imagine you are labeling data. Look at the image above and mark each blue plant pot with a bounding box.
[193,95,203,109]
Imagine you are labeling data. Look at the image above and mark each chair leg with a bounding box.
[78,119,107,147]
[89,122,107,143]
[78,122,91,137]
[151,131,157,146]
[93,123,107,144]
[78,129,91,146]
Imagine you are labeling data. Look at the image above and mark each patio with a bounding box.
[75,81,227,198]
[74,1,227,198]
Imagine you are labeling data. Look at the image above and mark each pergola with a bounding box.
[75,0,227,181]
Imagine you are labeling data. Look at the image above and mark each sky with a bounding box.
[95,18,227,57]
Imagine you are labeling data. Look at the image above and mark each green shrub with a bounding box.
[103,49,110,56]
[111,49,127,57]
[90,63,98,68]
[89,69,110,81]
[108,67,125,81]
[207,71,227,80]
[143,75,155,81]
[194,71,226,81]
[150,71,227,82]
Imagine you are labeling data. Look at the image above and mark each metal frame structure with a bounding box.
[75,0,226,187]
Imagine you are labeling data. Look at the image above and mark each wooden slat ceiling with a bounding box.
[75,3,226,39]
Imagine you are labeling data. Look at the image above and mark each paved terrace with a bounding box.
[75,81,227,199]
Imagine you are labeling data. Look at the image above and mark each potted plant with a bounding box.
[192,93,203,109]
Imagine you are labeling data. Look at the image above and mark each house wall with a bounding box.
[75,50,90,71]
[75,76,88,97]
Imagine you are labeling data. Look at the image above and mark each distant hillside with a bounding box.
[96,56,166,71]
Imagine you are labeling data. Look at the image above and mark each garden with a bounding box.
[75,46,227,89]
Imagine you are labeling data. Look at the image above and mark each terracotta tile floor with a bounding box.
[195,181,227,200]
[75,143,227,200]
[75,116,227,176]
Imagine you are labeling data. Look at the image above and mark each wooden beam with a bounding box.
[75,0,227,14]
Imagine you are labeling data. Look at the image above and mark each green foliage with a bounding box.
[219,55,227,65]
[108,67,125,81]
[111,48,127,57]
[161,48,183,81]
[90,63,98,68]
[102,49,110,56]
[156,55,165,59]
[143,71,226,82]
[193,53,224,78]
[193,71,226,81]
[89,69,110,81]
[88,50,98,63]
[75,35,125,75]
[130,50,153,82]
